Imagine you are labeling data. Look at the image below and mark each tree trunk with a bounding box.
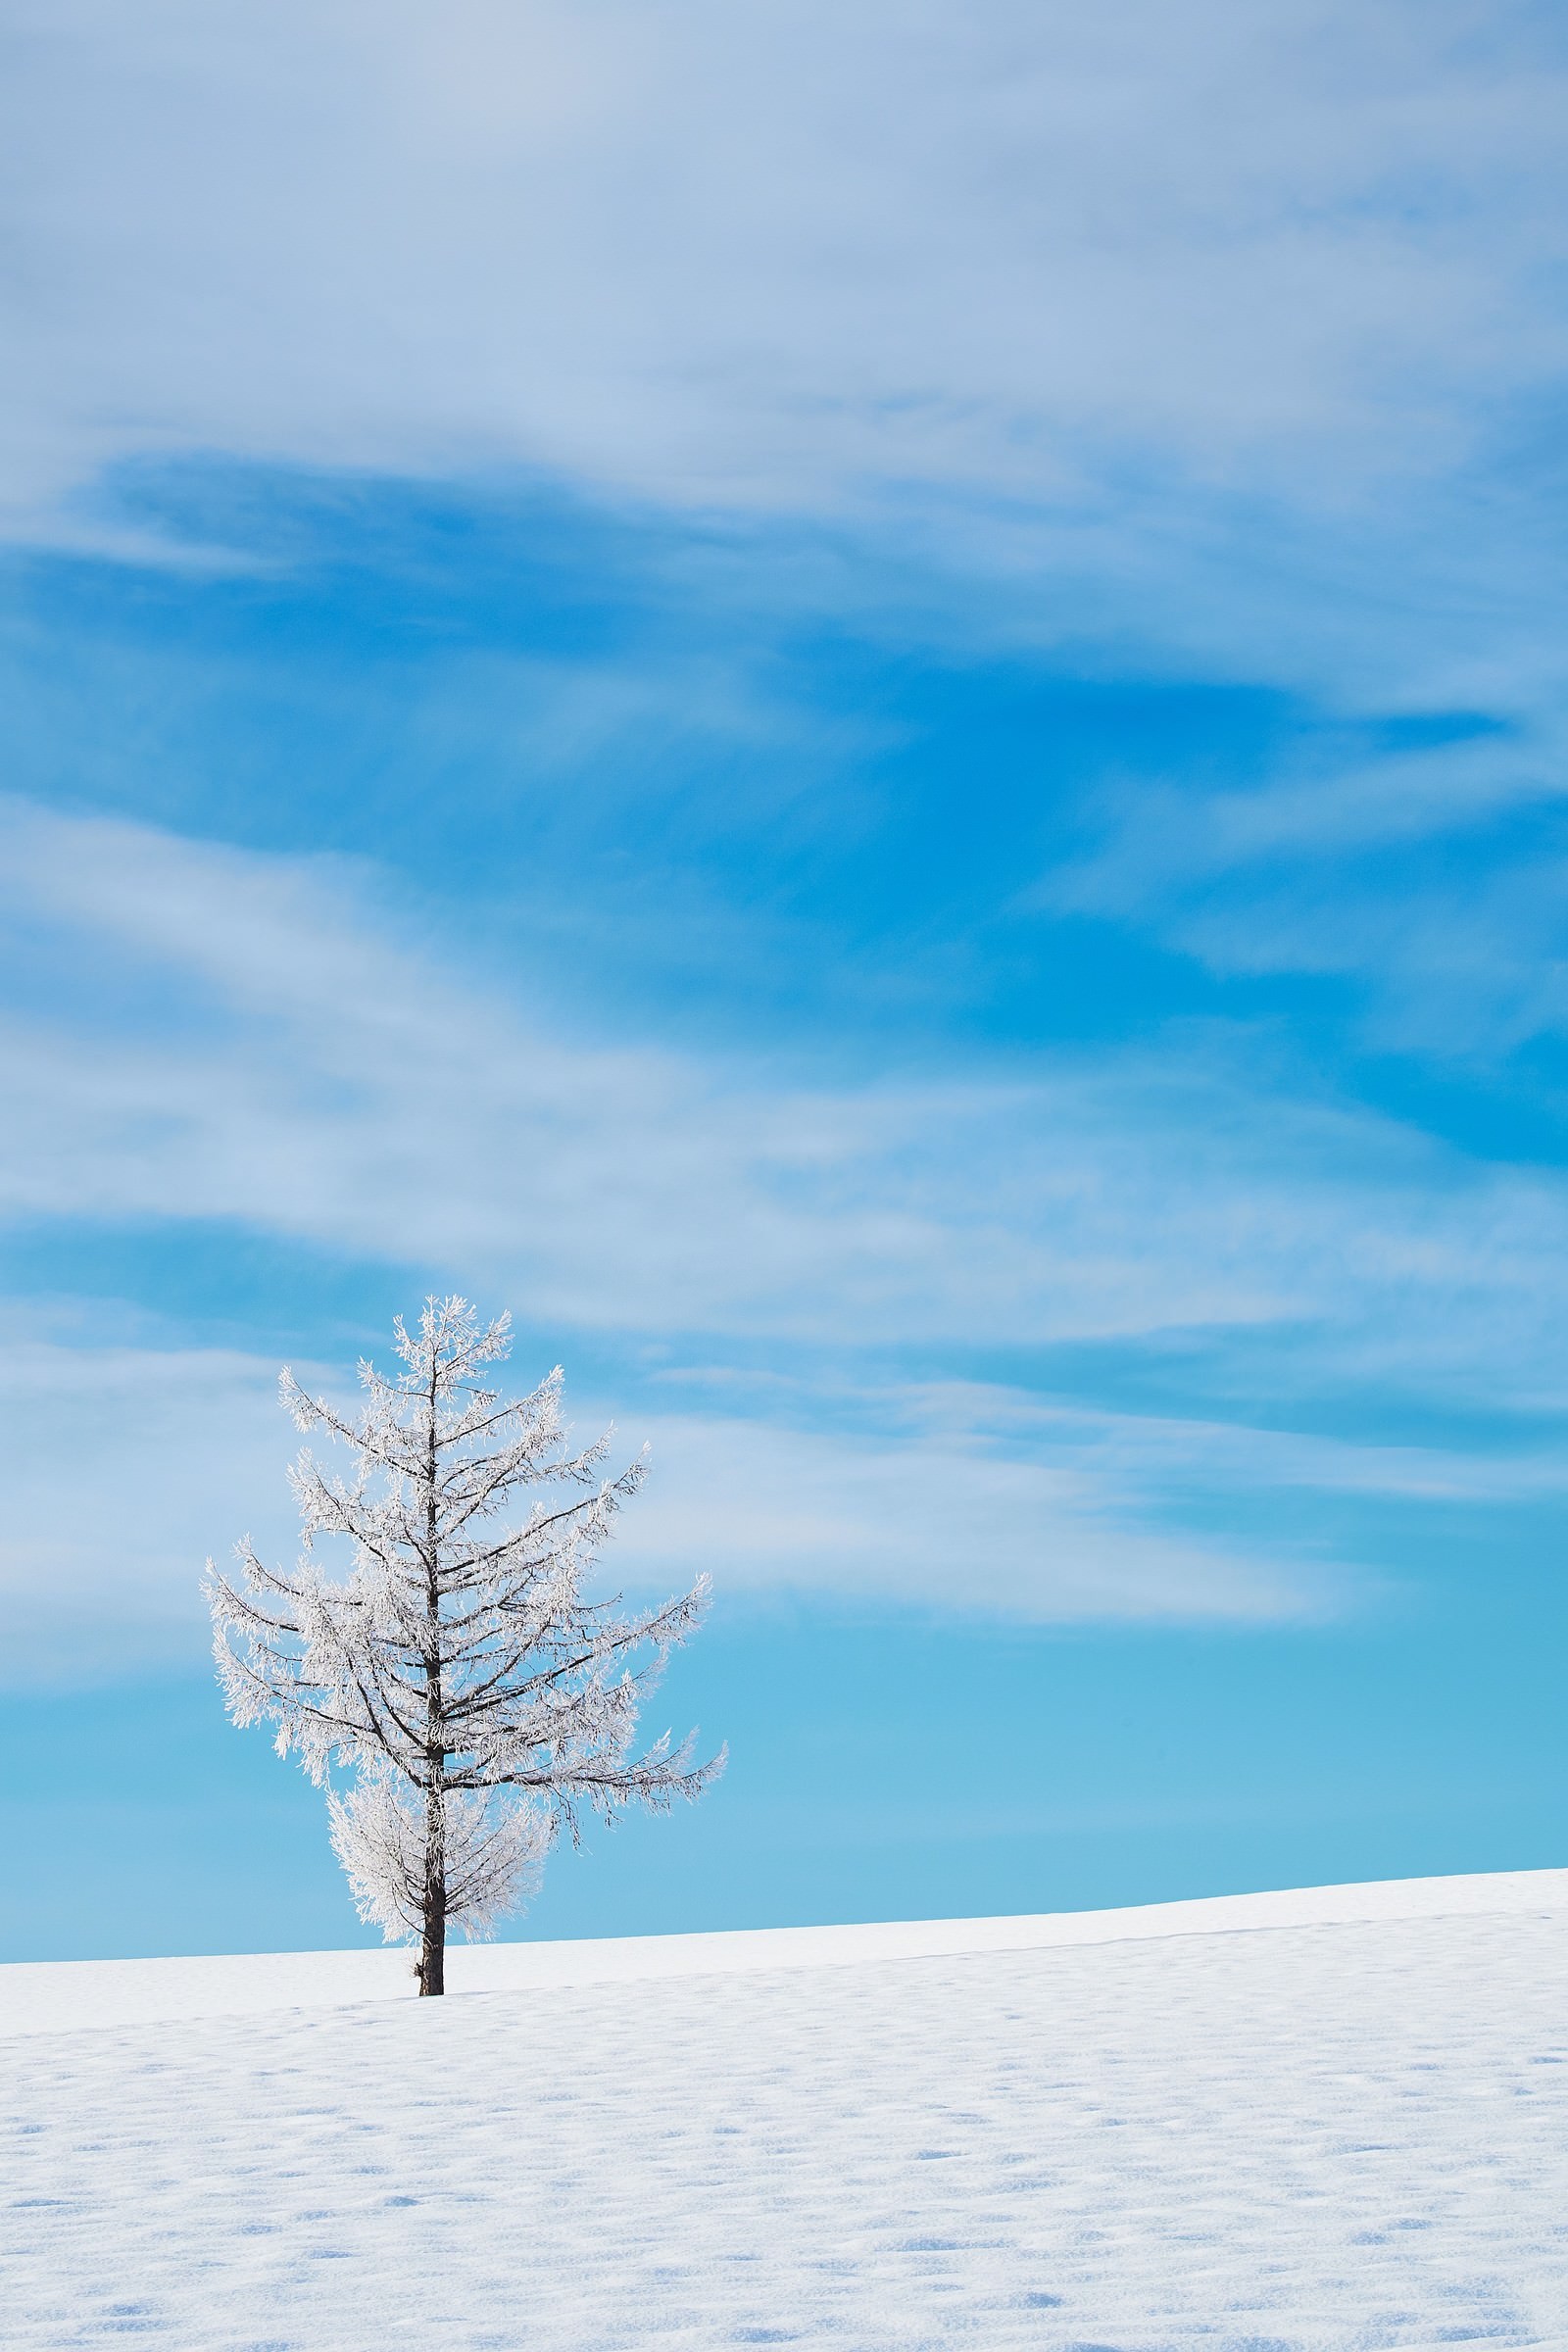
[417,1775,447,1996]
[417,1371,447,1996]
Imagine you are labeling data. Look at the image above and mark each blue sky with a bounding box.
[3,0,1567,1958]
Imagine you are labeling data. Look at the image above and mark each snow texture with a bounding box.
[2,1873,1565,2351]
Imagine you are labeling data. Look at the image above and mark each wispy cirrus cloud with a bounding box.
[8,793,1568,1395]
[4,4,1566,588]
[9,793,1568,1673]
[1043,710,1568,1060]
[15,800,1568,1383]
[12,1312,1568,1682]
[0,1329,1328,1680]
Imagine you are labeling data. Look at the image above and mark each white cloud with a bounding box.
[0,1328,295,1682]
[0,1330,1318,1679]
[1044,713,1568,1059]
[3,2,1565,564]
[627,1382,1568,1619]
[624,1412,1319,1626]
[8,795,1568,1398]
[9,1317,1566,1682]
[1058,731,1563,899]
[9,794,1568,1673]
[1171,863,1568,1061]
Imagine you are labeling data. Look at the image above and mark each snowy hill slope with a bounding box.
[3,1873,1565,2350]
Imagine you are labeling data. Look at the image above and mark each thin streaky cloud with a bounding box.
[9,1315,1567,1680]
[3,1,1565,530]
[7,1317,1539,1683]
[8,799,1568,1400]
[1043,721,1568,1060]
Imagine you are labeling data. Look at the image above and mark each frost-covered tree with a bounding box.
[207,1298,722,1994]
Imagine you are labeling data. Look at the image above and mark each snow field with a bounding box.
[3,1884,1566,2350]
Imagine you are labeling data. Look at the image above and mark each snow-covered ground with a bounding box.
[3,1873,1565,2349]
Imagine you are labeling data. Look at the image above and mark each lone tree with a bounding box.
[207,1297,722,1994]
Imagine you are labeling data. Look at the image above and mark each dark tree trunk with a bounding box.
[416,1739,449,1995]
[417,1369,447,1997]
[417,1844,446,1995]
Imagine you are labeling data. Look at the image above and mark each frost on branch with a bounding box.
[205,1297,723,1992]
[327,1775,553,1944]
